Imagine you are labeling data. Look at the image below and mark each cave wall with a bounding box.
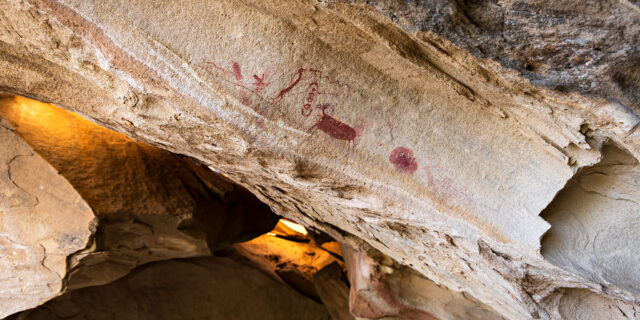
[8,257,332,320]
[0,116,94,316]
[1,0,639,319]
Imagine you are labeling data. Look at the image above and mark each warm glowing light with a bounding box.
[218,171,232,180]
[279,219,308,236]
[0,95,133,161]
[10,96,101,132]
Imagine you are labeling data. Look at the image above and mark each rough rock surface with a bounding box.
[0,119,94,318]
[349,0,640,114]
[0,95,278,310]
[8,257,331,320]
[314,262,355,320]
[224,226,343,301]
[342,244,503,320]
[542,144,640,296]
[1,0,639,318]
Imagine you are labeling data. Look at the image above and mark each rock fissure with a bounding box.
[6,153,39,208]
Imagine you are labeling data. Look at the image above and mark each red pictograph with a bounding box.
[389,147,418,174]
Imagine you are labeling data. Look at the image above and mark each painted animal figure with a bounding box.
[310,104,358,151]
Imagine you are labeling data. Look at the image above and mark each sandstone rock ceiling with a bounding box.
[0,96,347,319]
[349,0,640,113]
[0,0,639,319]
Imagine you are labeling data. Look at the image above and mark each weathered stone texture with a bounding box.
[342,244,503,320]
[0,118,94,318]
[350,0,640,113]
[8,257,331,320]
[542,144,640,296]
[0,0,639,318]
[314,262,355,320]
[0,95,279,292]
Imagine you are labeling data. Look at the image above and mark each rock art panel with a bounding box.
[389,146,418,174]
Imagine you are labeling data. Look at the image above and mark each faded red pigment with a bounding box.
[272,67,351,103]
[389,147,418,174]
[232,62,243,81]
[273,68,304,101]
[311,104,357,147]
[302,81,319,116]
[253,74,267,90]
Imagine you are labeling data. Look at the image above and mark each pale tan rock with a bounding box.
[341,244,503,320]
[0,0,639,318]
[0,96,278,313]
[0,119,94,318]
[9,257,332,320]
[542,144,640,297]
[541,288,640,320]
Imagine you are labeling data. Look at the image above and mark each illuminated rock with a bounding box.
[0,96,278,316]
[270,219,311,242]
[1,0,639,318]
[225,230,342,301]
[0,117,94,318]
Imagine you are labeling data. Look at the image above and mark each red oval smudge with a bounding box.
[389,147,418,174]
[232,62,243,81]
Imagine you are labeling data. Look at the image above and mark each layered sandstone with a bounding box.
[1,0,639,319]
[0,96,279,318]
[8,257,332,320]
[0,118,94,317]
